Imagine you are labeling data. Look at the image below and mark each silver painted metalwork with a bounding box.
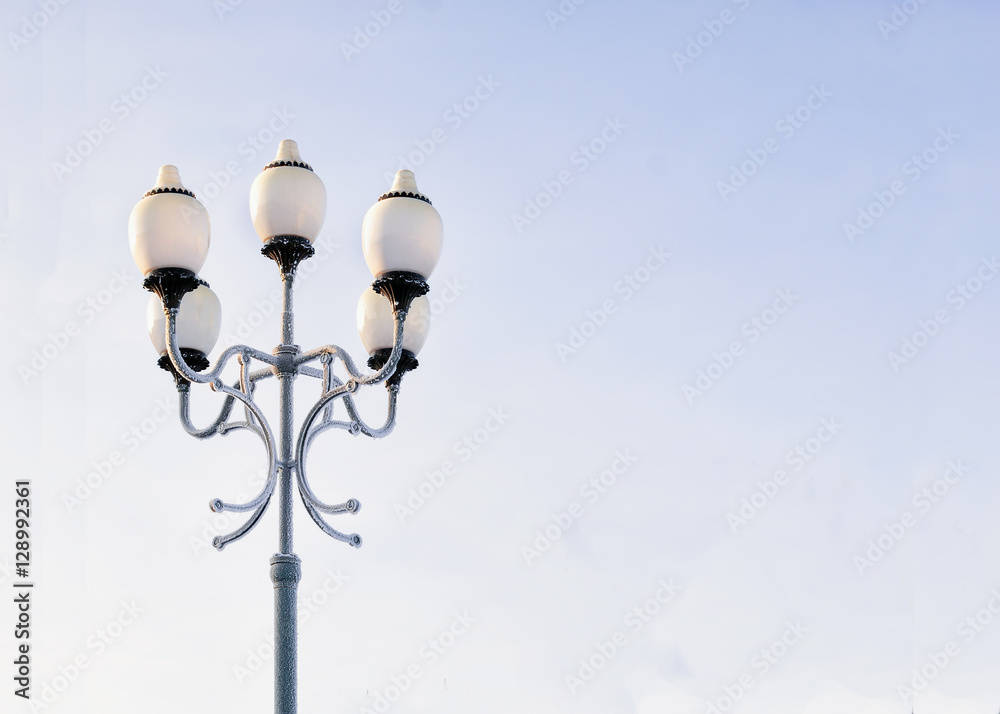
[159,266,411,714]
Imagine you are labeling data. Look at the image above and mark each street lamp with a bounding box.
[127,139,443,714]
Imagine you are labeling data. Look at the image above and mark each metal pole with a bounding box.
[271,549,300,714]
[273,271,299,714]
[280,270,294,347]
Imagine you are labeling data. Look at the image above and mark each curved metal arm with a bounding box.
[294,382,354,497]
[249,367,277,383]
[291,382,367,544]
[297,364,324,380]
[164,308,278,385]
[290,332,403,550]
[307,364,399,443]
[167,327,283,546]
[216,420,266,438]
[210,460,278,515]
[179,389,237,439]
[303,392,398,443]
[177,362,275,441]
[300,419,357,446]
[205,380,280,515]
[299,496,361,548]
[294,310,408,386]
[212,498,273,551]
[342,388,399,439]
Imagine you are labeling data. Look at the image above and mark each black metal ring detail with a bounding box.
[143,186,196,199]
[371,271,429,313]
[158,348,210,388]
[377,190,431,205]
[143,268,208,310]
[261,235,316,276]
[367,348,419,389]
[263,160,314,172]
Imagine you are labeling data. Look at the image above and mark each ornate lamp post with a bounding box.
[127,139,443,714]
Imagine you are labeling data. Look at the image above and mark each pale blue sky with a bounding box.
[2,1,1000,712]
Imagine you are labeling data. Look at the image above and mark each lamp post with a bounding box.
[127,139,443,714]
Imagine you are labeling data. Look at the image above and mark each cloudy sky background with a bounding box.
[2,1,1000,712]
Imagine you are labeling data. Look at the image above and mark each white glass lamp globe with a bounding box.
[249,140,327,243]
[361,170,443,279]
[357,289,430,355]
[128,165,211,276]
[147,285,222,356]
